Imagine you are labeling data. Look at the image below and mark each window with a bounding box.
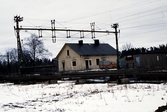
[67,50,70,56]
[96,59,99,65]
[126,55,133,61]
[101,57,106,61]
[72,60,76,66]
[157,56,159,61]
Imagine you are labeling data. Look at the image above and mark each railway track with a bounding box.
[0,70,167,84]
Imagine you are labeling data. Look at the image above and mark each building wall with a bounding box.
[57,45,82,71]
[139,54,167,68]
[57,45,117,72]
[79,55,117,70]
[121,53,167,69]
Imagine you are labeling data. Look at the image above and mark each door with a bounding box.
[85,60,89,69]
[62,61,65,71]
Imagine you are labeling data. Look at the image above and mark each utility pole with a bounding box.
[14,16,23,76]
[112,23,120,69]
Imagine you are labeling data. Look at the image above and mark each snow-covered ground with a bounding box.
[0,81,167,112]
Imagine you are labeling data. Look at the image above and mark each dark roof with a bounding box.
[66,43,117,56]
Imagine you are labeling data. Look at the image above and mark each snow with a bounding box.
[0,82,167,112]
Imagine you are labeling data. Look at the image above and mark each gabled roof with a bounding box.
[66,43,117,56]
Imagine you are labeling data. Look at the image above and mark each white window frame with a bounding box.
[72,60,76,66]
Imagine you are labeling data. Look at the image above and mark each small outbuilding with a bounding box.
[119,49,167,69]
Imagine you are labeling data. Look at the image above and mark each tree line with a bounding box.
[0,34,54,76]
[121,43,167,57]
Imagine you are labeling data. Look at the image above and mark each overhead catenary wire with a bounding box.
[64,0,164,22]
[123,27,166,38]
[121,21,167,30]
[96,5,167,27]
[62,0,165,27]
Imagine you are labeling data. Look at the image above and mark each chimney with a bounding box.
[78,40,83,45]
[94,39,99,45]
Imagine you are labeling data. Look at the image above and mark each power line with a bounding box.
[121,21,167,30]
[96,5,167,27]
[122,27,166,38]
[65,0,164,22]
[118,10,167,23]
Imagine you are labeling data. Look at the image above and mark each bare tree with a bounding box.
[121,43,133,51]
[6,48,18,63]
[24,34,52,65]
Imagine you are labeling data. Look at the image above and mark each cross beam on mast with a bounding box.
[18,27,115,34]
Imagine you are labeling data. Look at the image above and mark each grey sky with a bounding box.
[0,0,167,58]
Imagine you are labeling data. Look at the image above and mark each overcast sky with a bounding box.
[0,0,167,58]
